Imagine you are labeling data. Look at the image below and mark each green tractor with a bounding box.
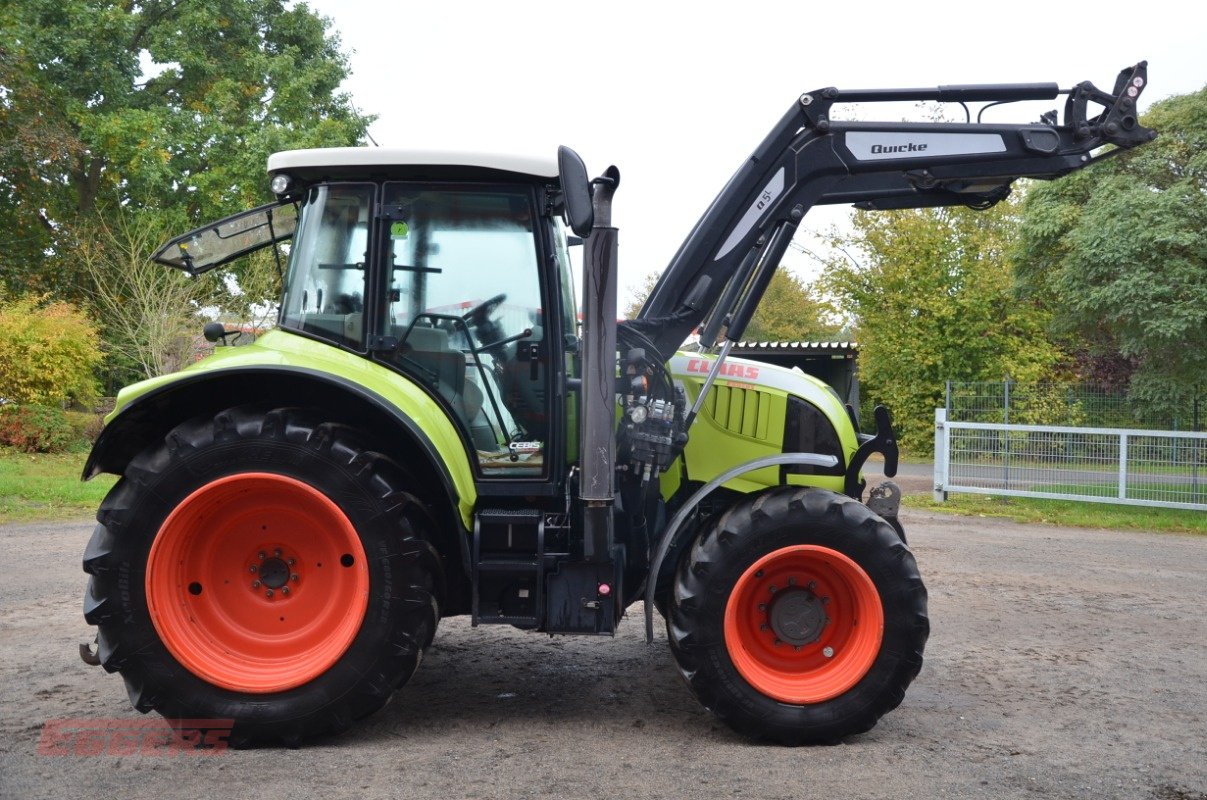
[80,64,1155,745]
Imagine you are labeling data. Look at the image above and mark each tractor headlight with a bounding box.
[270,174,293,195]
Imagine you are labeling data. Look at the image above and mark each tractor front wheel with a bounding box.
[82,406,442,746]
[668,487,928,744]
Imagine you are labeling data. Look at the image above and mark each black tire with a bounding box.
[82,406,443,746]
[668,486,928,744]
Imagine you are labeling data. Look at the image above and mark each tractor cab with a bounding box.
[154,149,579,481]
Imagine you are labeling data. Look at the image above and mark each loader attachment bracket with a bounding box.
[844,404,898,501]
[1065,61,1150,148]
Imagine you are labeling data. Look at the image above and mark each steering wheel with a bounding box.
[462,293,507,326]
[462,293,506,348]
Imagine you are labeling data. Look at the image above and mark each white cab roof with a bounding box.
[268,148,559,179]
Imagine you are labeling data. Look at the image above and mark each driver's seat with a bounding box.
[389,323,466,407]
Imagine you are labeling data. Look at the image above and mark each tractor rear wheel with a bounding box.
[82,406,442,746]
[668,487,928,744]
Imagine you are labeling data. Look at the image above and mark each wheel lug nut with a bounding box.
[265,589,274,598]
[287,558,296,566]
[273,548,282,557]
[249,565,257,573]
[823,646,834,658]
[788,577,796,586]
[754,570,764,578]
[258,551,266,560]
[291,573,299,582]
[252,580,261,589]
[759,623,769,632]
[773,639,782,647]
[821,596,831,605]
[768,585,777,593]
[808,581,817,591]
[793,645,801,652]
[758,603,767,612]
[281,586,290,596]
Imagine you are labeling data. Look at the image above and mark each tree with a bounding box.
[623,272,661,320]
[0,38,85,298]
[77,207,213,383]
[1,0,371,299]
[624,268,839,342]
[823,197,1061,448]
[739,269,840,343]
[1015,87,1207,416]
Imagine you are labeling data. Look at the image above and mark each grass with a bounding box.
[905,491,1207,535]
[0,451,115,524]
[951,455,1203,477]
[1033,481,1206,504]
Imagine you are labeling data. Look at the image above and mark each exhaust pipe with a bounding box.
[578,166,620,561]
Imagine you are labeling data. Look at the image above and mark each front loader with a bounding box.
[79,63,1155,745]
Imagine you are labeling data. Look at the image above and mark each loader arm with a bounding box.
[634,62,1155,357]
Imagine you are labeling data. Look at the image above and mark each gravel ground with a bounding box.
[1,509,1204,800]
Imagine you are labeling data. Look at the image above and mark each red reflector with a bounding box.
[598,583,612,596]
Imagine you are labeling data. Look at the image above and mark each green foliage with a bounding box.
[0,36,85,298]
[1015,87,1207,415]
[739,270,841,342]
[64,410,107,445]
[624,268,839,342]
[77,206,213,382]
[0,405,76,453]
[823,197,1061,449]
[1,0,371,302]
[0,295,103,406]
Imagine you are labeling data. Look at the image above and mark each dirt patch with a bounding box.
[1,512,1204,800]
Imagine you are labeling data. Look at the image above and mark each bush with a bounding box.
[0,404,76,453]
[0,295,103,406]
[65,410,106,445]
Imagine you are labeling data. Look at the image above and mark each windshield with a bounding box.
[279,184,374,349]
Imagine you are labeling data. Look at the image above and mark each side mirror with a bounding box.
[557,145,594,238]
[203,321,239,345]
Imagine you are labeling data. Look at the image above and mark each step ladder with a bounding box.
[471,508,546,628]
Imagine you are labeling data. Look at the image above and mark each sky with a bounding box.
[302,0,1207,307]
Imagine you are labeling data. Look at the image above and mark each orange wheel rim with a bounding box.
[724,545,883,704]
[145,473,369,693]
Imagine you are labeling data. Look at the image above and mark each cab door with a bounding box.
[372,182,564,483]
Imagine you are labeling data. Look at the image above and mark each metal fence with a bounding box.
[945,380,1202,432]
[933,409,1207,511]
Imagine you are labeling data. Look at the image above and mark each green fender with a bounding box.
[87,330,478,528]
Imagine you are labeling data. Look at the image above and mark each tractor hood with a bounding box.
[667,350,859,497]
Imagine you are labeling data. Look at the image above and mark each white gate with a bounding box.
[933,409,1207,511]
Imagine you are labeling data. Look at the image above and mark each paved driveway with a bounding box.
[1,512,1204,800]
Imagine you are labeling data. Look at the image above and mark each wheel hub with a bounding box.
[257,556,291,589]
[247,547,301,598]
[769,589,828,646]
